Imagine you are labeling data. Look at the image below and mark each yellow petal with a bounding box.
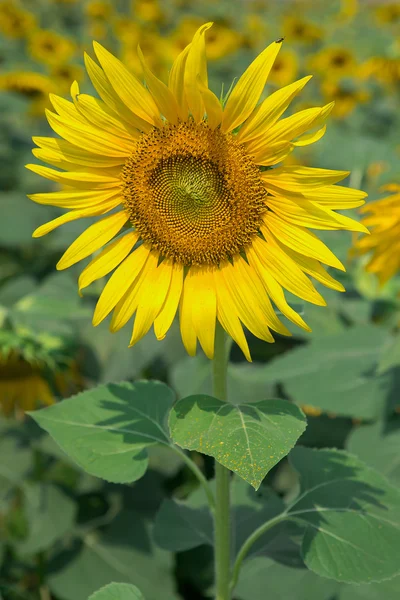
[247,245,311,331]
[179,270,197,356]
[237,76,312,143]
[214,270,251,362]
[110,251,159,332]
[263,213,345,270]
[78,230,139,293]
[253,237,326,306]
[57,210,128,270]
[221,39,282,133]
[232,256,291,336]
[46,109,132,157]
[197,75,223,130]
[137,46,179,125]
[32,198,121,237]
[168,44,190,120]
[130,258,174,346]
[280,245,345,292]
[71,83,140,141]
[250,103,334,155]
[93,41,162,126]
[184,23,213,123]
[29,189,121,209]
[262,165,350,189]
[220,260,274,342]
[93,243,151,326]
[186,265,217,359]
[293,124,326,146]
[265,194,353,231]
[26,164,121,189]
[154,262,184,340]
[33,137,124,167]
[281,185,367,210]
[84,52,152,132]
[49,93,86,125]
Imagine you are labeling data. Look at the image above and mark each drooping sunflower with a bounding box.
[351,184,400,286]
[27,24,367,361]
[0,330,82,417]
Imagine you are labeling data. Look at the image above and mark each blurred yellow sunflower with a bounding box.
[0,71,55,115]
[0,2,36,39]
[50,63,85,94]
[360,56,400,86]
[321,80,369,119]
[27,24,367,360]
[282,16,323,44]
[28,30,76,66]
[132,0,164,24]
[374,2,400,24]
[351,184,400,286]
[268,50,298,87]
[0,332,82,417]
[310,47,356,79]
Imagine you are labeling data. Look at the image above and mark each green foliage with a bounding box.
[89,583,145,600]
[170,395,306,489]
[288,447,400,584]
[30,381,175,483]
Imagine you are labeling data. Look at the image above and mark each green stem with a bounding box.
[213,323,231,600]
[230,512,288,593]
[171,445,215,510]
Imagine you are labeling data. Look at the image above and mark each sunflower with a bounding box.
[309,47,357,79]
[360,56,400,86]
[268,50,298,87]
[27,24,367,361]
[28,29,76,66]
[374,3,400,25]
[0,2,36,39]
[351,184,400,286]
[282,16,323,45]
[321,79,369,119]
[132,0,164,24]
[50,63,84,94]
[0,331,82,417]
[0,71,55,115]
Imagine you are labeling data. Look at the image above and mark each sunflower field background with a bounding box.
[1,0,400,599]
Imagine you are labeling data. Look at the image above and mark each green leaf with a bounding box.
[235,557,339,600]
[30,381,175,483]
[154,477,286,554]
[377,332,400,374]
[338,575,400,600]
[347,422,400,485]
[17,483,76,555]
[88,582,145,600]
[259,326,389,419]
[0,430,31,508]
[169,396,306,489]
[48,510,178,600]
[287,447,400,583]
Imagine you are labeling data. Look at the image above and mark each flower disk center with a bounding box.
[121,121,267,265]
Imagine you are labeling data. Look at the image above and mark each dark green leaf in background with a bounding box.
[288,447,400,583]
[169,395,306,489]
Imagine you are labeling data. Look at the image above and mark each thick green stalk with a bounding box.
[213,323,231,600]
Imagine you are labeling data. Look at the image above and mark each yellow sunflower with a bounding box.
[0,332,82,417]
[309,47,357,79]
[0,2,36,39]
[28,29,76,66]
[351,184,400,286]
[374,2,400,25]
[268,50,298,87]
[0,71,56,115]
[360,56,400,86]
[27,24,367,361]
[321,80,369,119]
[282,16,323,45]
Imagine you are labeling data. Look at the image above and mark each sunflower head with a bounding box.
[0,329,82,417]
[28,30,76,66]
[27,23,368,361]
[351,184,400,287]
